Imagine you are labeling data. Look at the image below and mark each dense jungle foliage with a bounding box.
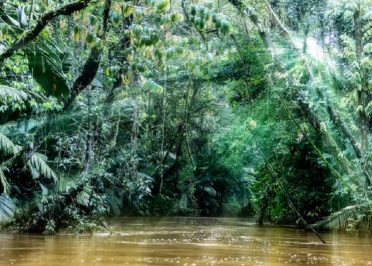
[0,0,371,234]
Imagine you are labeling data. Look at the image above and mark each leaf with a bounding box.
[0,195,15,225]
[39,183,49,197]
[26,38,71,98]
[0,9,20,28]
[0,119,40,137]
[0,132,21,155]
[0,85,28,101]
[203,186,217,197]
[77,191,90,207]
[27,152,57,182]
[144,79,163,94]
[179,193,188,210]
[0,169,10,195]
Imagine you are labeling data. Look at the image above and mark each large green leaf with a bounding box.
[0,195,15,225]
[0,132,21,155]
[27,152,57,182]
[0,169,10,195]
[26,38,71,98]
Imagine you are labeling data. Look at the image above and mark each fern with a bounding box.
[27,152,57,182]
[0,195,15,225]
[0,132,21,155]
[0,85,28,101]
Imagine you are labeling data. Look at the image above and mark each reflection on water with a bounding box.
[0,217,371,265]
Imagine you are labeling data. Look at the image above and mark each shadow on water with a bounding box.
[1,217,372,265]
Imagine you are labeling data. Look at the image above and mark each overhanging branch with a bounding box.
[63,0,111,111]
[0,0,93,65]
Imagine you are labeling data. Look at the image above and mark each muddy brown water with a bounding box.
[0,217,371,265]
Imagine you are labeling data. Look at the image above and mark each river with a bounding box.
[0,217,371,265]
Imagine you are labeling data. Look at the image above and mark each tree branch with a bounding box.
[62,47,101,111]
[0,0,93,65]
[63,0,111,111]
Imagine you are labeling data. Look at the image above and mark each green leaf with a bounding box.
[77,191,90,207]
[26,38,71,98]
[0,169,10,195]
[0,132,21,155]
[27,152,57,181]
[179,193,188,210]
[39,183,49,197]
[203,186,217,197]
[0,85,28,101]
[0,195,15,225]
[144,80,163,94]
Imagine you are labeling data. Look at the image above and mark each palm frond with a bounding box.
[0,132,21,155]
[27,152,57,182]
[0,85,28,101]
[0,118,42,137]
[0,169,10,195]
[0,195,15,225]
[26,38,71,98]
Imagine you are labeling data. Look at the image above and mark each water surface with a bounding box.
[1,217,371,265]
